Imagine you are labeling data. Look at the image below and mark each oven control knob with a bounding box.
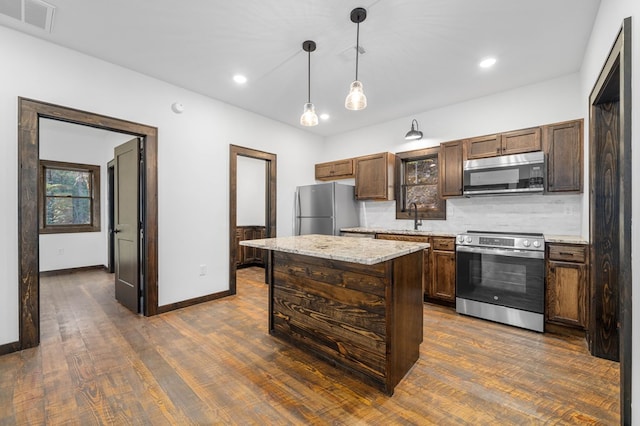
[533,240,541,248]
[523,239,531,247]
[457,235,465,244]
[465,236,473,243]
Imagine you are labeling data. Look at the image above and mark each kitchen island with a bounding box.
[240,234,429,395]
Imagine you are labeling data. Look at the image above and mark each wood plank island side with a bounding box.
[241,235,428,395]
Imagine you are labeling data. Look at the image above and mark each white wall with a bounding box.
[324,74,585,236]
[0,26,323,345]
[237,156,266,226]
[38,119,131,272]
[578,0,640,421]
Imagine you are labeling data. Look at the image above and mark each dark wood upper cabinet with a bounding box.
[315,158,354,181]
[466,127,541,159]
[439,140,463,198]
[465,134,501,159]
[543,119,583,193]
[355,152,395,200]
[501,127,541,155]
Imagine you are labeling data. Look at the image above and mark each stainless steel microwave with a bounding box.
[463,151,545,197]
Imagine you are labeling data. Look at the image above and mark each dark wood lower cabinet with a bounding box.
[545,243,589,331]
[375,234,455,305]
[269,250,423,395]
[429,237,456,304]
[236,226,266,268]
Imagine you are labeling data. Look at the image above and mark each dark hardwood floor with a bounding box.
[0,267,619,424]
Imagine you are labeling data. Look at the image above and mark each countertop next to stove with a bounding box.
[341,227,457,238]
[342,228,589,245]
[544,235,589,244]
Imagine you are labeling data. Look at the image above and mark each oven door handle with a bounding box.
[456,245,545,259]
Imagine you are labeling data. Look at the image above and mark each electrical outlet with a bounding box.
[199,264,207,276]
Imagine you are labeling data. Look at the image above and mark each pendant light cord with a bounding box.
[355,22,360,80]
[307,49,311,103]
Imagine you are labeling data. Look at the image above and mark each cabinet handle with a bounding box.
[558,252,575,256]
[496,148,500,153]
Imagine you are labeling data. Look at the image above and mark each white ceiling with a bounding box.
[0,0,601,136]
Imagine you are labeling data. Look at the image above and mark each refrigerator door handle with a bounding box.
[295,190,301,235]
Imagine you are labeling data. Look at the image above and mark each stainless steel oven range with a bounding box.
[455,230,545,332]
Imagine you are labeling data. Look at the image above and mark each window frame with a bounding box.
[39,159,101,234]
[394,146,446,221]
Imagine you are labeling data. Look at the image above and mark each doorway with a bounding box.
[229,145,277,293]
[588,17,631,423]
[18,98,159,350]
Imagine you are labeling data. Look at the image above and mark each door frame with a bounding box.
[18,97,159,350]
[229,145,276,293]
[588,17,632,423]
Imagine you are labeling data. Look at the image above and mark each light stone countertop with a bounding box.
[341,227,458,238]
[544,235,589,244]
[343,227,588,245]
[240,234,430,265]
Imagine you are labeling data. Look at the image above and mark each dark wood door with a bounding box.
[500,127,541,156]
[591,102,619,361]
[465,134,501,159]
[544,120,583,193]
[439,140,463,197]
[114,138,140,313]
[355,153,394,200]
[431,250,456,302]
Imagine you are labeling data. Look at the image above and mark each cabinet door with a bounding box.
[439,140,463,197]
[466,134,501,159]
[546,260,588,328]
[376,234,429,296]
[500,127,541,156]
[236,227,245,266]
[315,159,354,181]
[355,153,395,200]
[544,120,583,193]
[431,250,456,302]
[243,228,257,263]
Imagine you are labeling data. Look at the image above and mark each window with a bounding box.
[39,160,100,233]
[395,147,446,220]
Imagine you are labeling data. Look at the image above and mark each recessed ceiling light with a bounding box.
[233,74,247,84]
[320,113,330,121]
[479,57,497,68]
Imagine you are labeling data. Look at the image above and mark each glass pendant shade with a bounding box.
[300,102,318,126]
[345,80,367,110]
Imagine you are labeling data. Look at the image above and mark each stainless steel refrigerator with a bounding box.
[294,182,359,236]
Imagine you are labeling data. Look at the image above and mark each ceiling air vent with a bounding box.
[0,0,55,32]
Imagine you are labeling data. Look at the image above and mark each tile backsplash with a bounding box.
[358,194,583,236]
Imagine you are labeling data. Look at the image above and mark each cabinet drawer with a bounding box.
[431,237,455,251]
[547,244,587,263]
[376,234,429,243]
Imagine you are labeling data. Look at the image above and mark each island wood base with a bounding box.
[267,250,424,395]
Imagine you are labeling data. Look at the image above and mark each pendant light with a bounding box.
[300,40,318,126]
[345,7,367,111]
[405,119,423,140]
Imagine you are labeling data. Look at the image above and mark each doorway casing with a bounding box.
[229,145,276,293]
[18,97,159,350]
[588,17,632,424]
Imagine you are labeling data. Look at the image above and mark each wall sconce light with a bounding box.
[405,119,423,140]
[345,7,367,111]
[300,40,318,126]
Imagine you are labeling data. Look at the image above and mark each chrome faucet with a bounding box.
[410,202,422,230]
